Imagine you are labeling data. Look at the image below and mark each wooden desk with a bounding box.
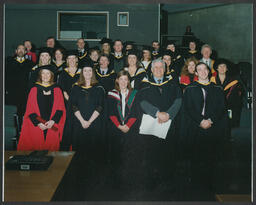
[216,194,251,202]
[4,151,75,202]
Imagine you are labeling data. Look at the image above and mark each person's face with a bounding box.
[83,67,93,81]
[128,55,137,66]
[217,64,228,74]
[152,61,165,78]
[77,39,85,49]
[126,45,133,51]
[46,38,55,48]
[90,51,99,62]
[162,55,171,67]
[99,56,109,68]
[187,61,196,74]
[40,52,51,65]
[167,44,175,52]
[202,47,211,59]
[16,45,26,57]
[24,41,32,52]
[189,42,196,51]
[67,55,77,67]
[113,41,123,52]
[152,42,160,50]
[102,43,110,51]
[118,75,129,90]
[41,69,51,84]
[55,50,63,61]
[143,50,151,60]
[196,64,209,81]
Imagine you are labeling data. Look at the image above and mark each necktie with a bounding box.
[101,70,104,75]
[205,60,208,66]
[157,79,162,94]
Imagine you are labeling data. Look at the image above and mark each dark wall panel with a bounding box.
[5,4,159,56]
[167,3,253,63]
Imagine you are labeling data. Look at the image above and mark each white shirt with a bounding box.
[142,61,150,69]
[120,90,129,124]
[201,87,207,116]
[16,56,25,62]
[114,52,122,57]
[202,58,210,66]
[100,68,108,75]
[78,48,85,53]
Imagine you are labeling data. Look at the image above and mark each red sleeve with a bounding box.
[126,118,136,128]
[110,116,120,127]
[180,75,189,85]
[31,52,37,64]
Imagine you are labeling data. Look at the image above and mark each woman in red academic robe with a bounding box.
[17,65,66,151]
[179,57,199,91]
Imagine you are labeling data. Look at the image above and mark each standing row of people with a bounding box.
[15,56,234,193]
[5,37,244,193]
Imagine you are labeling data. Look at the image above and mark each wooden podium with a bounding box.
[4,151,75,202]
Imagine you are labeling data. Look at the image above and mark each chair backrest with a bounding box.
[4,105,18,150]
[5,105,17,126]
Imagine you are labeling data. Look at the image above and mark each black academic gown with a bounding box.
[184,49,201,60]
[61,83,105,159]
[212,75,244,128]
[125,67,147,90]
[85,57,99,70]
[110,53,125,73]
[5,56,34,125]
[151,49,162,60]
[180,81,227,190]
[141,61,152,77]
[76,49,89,68]
[107,89,138,161]
[137,75,182,189]
[107,89,143,190]
[95,67,116,95]
[57,68,81,105]
[170,50,185,76]
[51,60,67,82]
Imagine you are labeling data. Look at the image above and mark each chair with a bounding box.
[4,105,19,150]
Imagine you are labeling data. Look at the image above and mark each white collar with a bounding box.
[17,56,25,60]
[115,52,122,56]
[121,89,129,96]
[202,58,211,62]
[78,48,85,52]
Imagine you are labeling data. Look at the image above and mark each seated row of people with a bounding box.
[17,36,216,76]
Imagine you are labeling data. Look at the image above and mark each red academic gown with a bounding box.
[180,75,198,85]
[17,86,66,151]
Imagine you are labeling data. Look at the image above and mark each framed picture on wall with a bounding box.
[117,12,129,26]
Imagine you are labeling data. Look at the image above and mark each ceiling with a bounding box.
[161,3,225,13]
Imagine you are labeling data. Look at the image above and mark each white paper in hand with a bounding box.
[139,114,172,139]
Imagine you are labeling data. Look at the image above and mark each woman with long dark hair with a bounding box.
[61,62,105,160]
[179,57,199,90]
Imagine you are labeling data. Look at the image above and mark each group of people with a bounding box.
[5,36,244,192]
